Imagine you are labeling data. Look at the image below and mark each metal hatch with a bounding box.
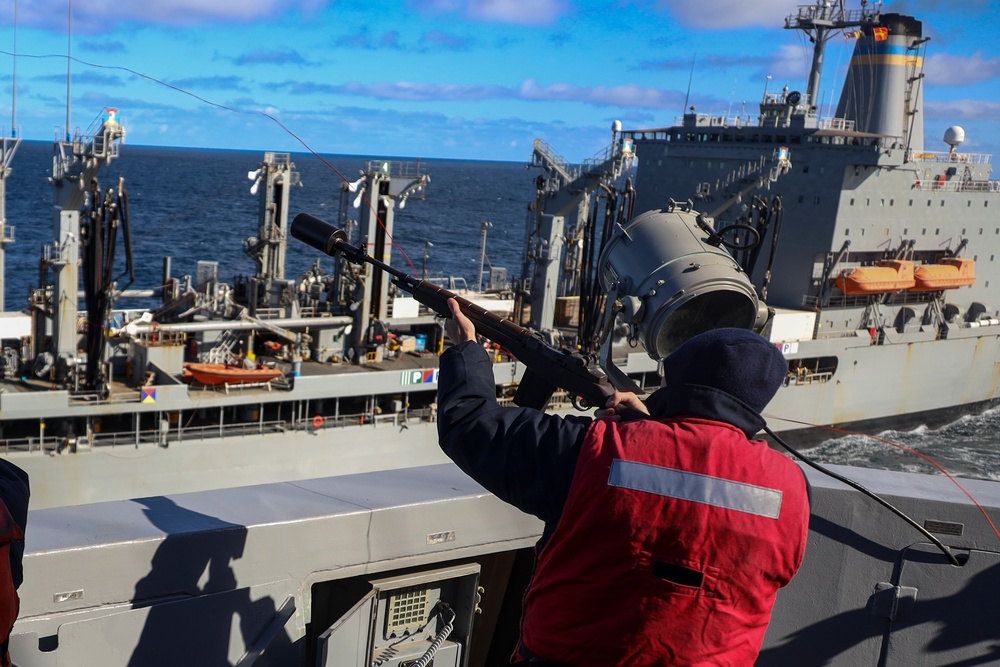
[316,563,480,667]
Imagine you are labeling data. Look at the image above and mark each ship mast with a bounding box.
[0,0,20,313]
[784,0,880,111]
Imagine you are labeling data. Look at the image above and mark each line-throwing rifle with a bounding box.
[290,212,642,411]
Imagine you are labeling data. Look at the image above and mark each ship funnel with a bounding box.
[835,14,926,152]
[597,208,764,364]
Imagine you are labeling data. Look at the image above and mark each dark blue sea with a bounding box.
[3,140,998,480]
[1,141,533,301]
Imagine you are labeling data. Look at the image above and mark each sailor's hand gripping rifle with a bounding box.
[290,213,642,412]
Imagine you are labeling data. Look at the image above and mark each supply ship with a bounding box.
[4,1,1000,665]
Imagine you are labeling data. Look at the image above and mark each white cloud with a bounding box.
[518,79,682,108]
[923,52,1000,86]
[924,99,1000,122]
[8,0,329,32]
[412,0,569,25]
[467,0,568,24]
[654,0,795,29]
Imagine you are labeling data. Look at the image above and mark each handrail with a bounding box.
[0,408,443,455]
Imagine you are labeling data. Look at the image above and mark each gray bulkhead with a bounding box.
[10,461,1000,666]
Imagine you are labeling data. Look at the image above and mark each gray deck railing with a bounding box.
[0,408,440,455]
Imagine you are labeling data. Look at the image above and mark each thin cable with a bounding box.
[2,49,420,274]
[763,424,962,566]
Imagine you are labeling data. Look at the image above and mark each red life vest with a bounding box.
[520,416,810,667]
[0,500,22,667]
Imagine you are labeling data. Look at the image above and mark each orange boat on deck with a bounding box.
[911,257,976,292]
[182,362,284,386]
[834,259,915,295]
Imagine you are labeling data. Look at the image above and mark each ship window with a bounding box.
[866,198,870,206]
[922,228,927,235]
[980,228,984,235]
[814,196,821,204]
[909,199,913,206]
[860,229,865,236]
[799,195,805,203]
[935,228,940,235]
[880,199,886,207]
[803,165,809,173]
[849,198,855,206]
[927,200,932,207]
[903,228,908,234]
[962,228,967,234]
[890,199,894,206]
[941,200,945,207]
[968,200,972,207]
[707,161,712,168]
[791,135,801,144]
[991,255,995,262]
[819,166,825,174]
[974,255,978,261]
[985,201,989,207]
[719,161,725,169]
[845,228,850,236]
[884,228,889,236]
[688,160,694,168]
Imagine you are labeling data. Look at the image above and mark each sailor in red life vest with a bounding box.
[0,460,28,667]
[437,299,809,667]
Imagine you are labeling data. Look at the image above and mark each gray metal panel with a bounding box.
[883,546,1000,665]
[56,580,299,667]
[6,418,450,510]
[317,589,377,667]
[0,390,69,416]
[760,464,1000,666]
[13,462,542,654]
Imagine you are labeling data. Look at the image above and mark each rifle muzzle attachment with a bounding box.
[290,212,349,257]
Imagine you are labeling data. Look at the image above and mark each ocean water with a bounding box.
[1,141,534,300]
[3,140,999,481]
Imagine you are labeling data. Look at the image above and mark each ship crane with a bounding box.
[236,306,312,362]
[522,121,635,336]
[32,108,127,389]
[334,159,430,363]
[241,152,302,314]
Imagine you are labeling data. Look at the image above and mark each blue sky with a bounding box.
[0,0,997,162]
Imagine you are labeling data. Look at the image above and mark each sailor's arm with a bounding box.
[437,301,591,524]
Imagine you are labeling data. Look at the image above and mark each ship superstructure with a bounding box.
[615,3,1000,437]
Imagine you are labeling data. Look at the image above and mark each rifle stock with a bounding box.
[290,212,640,411]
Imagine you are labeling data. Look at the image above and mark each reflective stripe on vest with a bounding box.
[608,458,783,519]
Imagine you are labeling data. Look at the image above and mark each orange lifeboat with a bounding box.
[182,362,284,386]
[834,259,915,295]
[911,257,976,292]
